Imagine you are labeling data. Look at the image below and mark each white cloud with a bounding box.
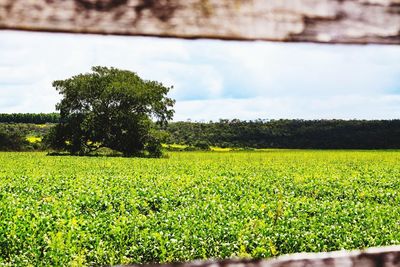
[220,41,400,97]
[0,30,399,119]
[174,95,400,121]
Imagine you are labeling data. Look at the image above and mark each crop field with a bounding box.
[1,150,400,266]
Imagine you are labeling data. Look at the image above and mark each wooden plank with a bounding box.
[119,246,400,267]
[0,0,400,44]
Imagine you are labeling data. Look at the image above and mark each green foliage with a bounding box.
[48,66,175,157]
[0,113,59,124]
[1,150,400,265]
[192,141,211,150]
[145,135,163,158]
[0,123,51,139]
[0,124,53,151]
[3,118,400,151]
[166,119,400,149]
[0,130,27,151]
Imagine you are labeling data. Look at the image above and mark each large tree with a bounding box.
[48,66,175,157]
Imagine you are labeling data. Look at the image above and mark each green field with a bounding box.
[1,150,400,266]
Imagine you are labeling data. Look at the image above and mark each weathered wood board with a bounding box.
[0,0,400,44]
[119,246,400,267]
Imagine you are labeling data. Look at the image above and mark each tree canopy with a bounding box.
[47,66,175,157]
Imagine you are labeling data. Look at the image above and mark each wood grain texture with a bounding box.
[0,0,400,44]
[118,246,400,267]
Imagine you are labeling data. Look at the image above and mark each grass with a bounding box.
[0,150,399,265]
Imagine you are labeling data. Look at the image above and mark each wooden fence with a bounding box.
[1,0,400,266]
[1,0,400,44]
[121,246,400,267]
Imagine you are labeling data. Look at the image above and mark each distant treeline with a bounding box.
[166,119,400,149]
[1,115,400,150]
[0,130,27,151]
[0,113,60,124]
[0,123,50,151]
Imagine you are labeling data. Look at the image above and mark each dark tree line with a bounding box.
[1,117,400,150]
[0,125,29,151]
[166,119,400,149]
[0,130,27,151]
[0,124,50,151]
[0,113,60,124]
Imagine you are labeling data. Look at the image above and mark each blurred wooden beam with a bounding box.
[0,0,400,44]
[120,246,400,267]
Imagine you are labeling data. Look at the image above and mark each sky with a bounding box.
[0,30,400,121]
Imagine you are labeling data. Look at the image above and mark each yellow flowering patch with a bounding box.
[26,136,42,143]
